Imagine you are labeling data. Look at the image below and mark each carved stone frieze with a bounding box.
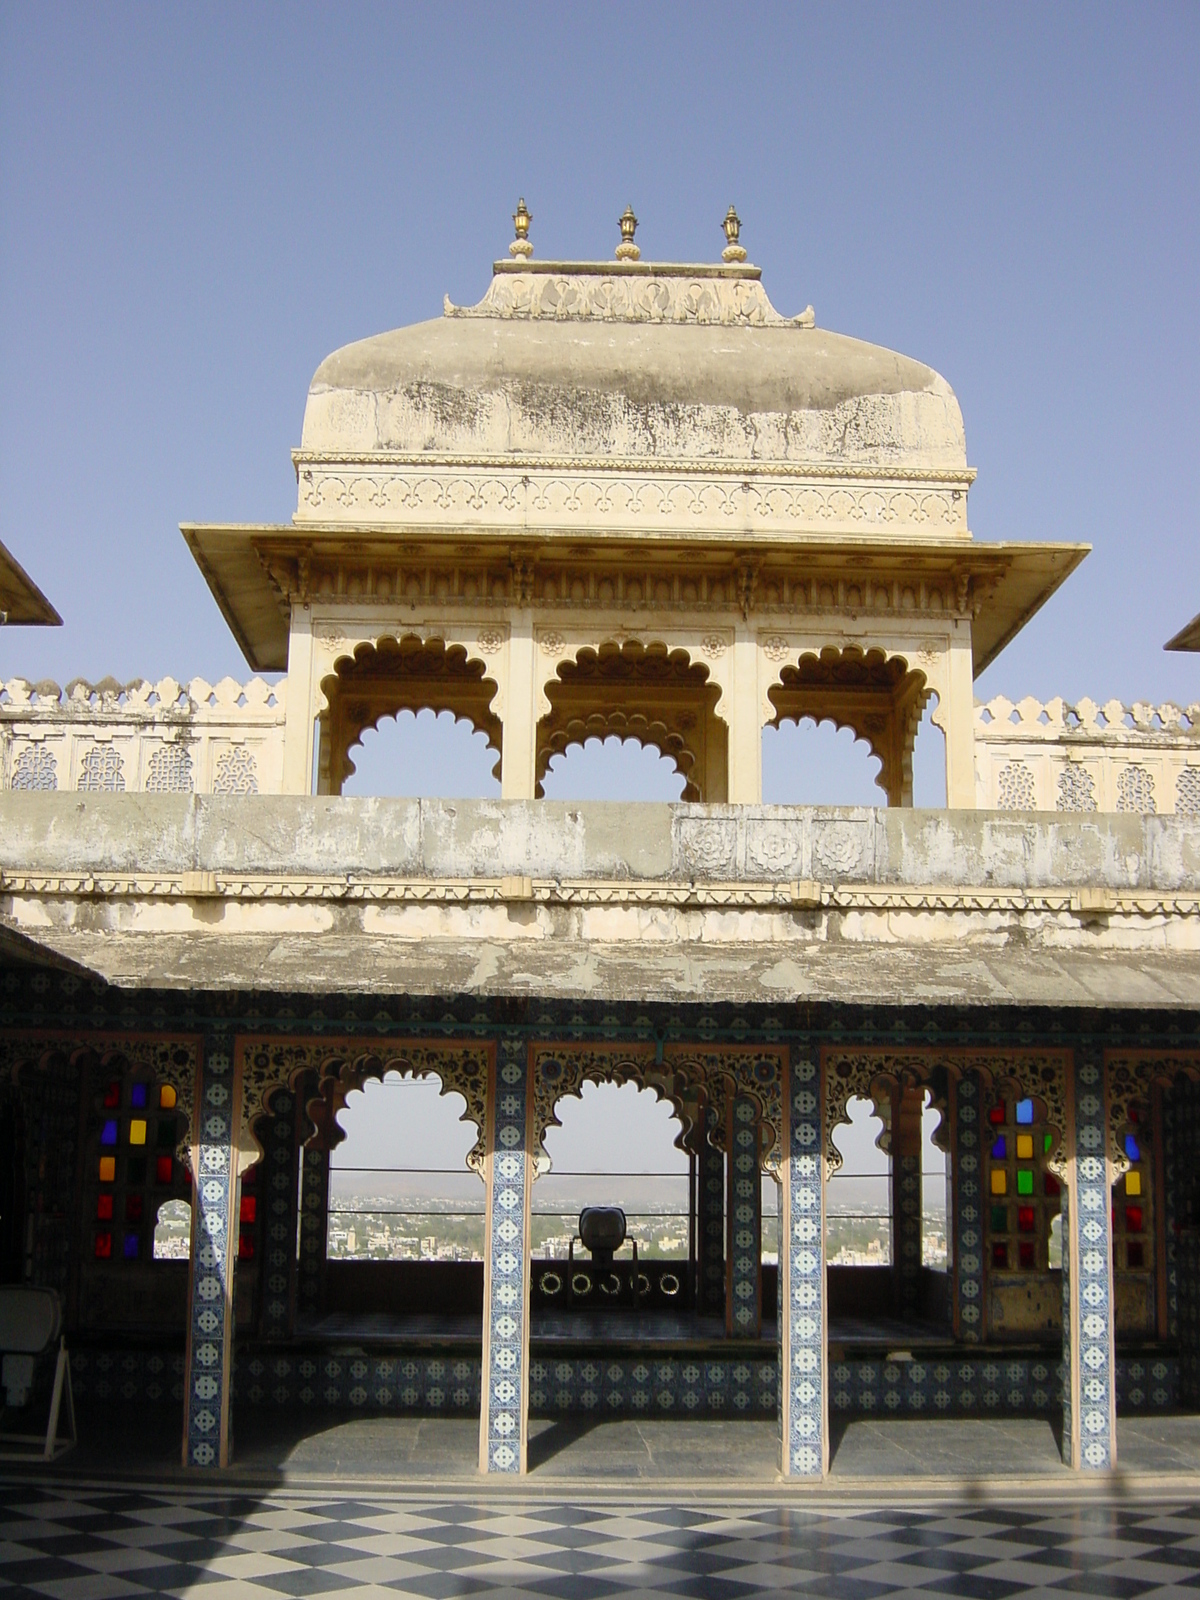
[663,1044,786,1170]
[444,270,815,329]
[236,1037,491,1172]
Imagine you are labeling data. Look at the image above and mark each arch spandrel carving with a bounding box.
[537,639,725,802]
[315,632,502,794]
[764,645,932,807]
[0,1034,199,1168]
[1105,1050,1200,1173]
[236,1038,491,1173]
[532,1043,664,1169]
[662,1043,785,1170]
[820,1047,1071,1177]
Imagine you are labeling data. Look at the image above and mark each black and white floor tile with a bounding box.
[3,1483,1200,1599]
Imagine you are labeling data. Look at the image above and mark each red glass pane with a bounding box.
[237,1231,255,1260]
[1128,1107,1139,1124]
[103,1080,121,1109]
[94,1230,112,1259]
[1126,1205,1144,1233]
[155,1155,174,1185]
[239,1195,257,1224]
[1018,1206,1035,1233]
[96,1194,113,1221]
[125,1193,144,1223]
[1018,1241,1035,1269]
[1044,1174,1061,1197]
[1127,1242,1145,1268]
[988,1105,1006,1125]
[992,1242,1008,1269]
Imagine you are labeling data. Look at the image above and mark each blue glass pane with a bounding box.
[130,1083,148,1109]
[100,1119,118,1146]
[1124,1133,1141,1162]
[1015,1099,1034,1125]
[123,1233,139,1259]
[991,1136,1007,1160]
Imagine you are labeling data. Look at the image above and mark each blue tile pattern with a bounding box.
[261,1088,296,1340]
[1070,1047,1116,1468]
[728,1094,761,1336]
[297,1139,328,1315]
[953,1071,984,1342]
[529,1356,775,1415]
[896,1151,921,1319]
[481,1033,529,1472]
[183,1037,237,1468]
[784,1047,824,1476]
[698,1109,725,1315]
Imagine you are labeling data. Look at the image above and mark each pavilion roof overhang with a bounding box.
[182,520,1088,678]
[0,538,62,627]
[1166,610,1200,652]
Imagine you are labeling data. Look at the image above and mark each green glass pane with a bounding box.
[1044,1132,1053,1153]
[990,1204,1008,1233]
[1016,1169,1034,1196]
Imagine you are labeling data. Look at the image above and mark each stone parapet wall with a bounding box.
[975,695,1200,816]
[0,676,286,796]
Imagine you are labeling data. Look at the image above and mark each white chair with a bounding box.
[0,1287,76,1460]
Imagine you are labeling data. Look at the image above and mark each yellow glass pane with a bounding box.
[129,1119,147,1146]
[1016,1134,1034,1160]
[99,1156,116,1183]
[159,1084,177,1110]
[1126,1170,1142,1197]
[990,1169,1007,1196]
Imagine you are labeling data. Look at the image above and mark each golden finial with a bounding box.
[721,205,747,263]
[509,197,533,259]
[615,203,640,261]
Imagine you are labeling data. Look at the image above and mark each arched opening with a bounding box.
[538,640,726,801]
[912,696,947,808]
[340,708,501,799]
[326,1071,483,1271]
[828,1096,891,1267]
[536,1081,689,1299]
[153,1199,190,1261]
[921,1092,947,1270]
[541,735,687,801]
[762,719,885,806]
[766,647,928,806]
[318,635,500,795]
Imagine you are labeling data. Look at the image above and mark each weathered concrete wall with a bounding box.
[1,795,1199,890]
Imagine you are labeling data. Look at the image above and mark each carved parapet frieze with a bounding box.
[444,268,814,329]
[975,694,1200,815]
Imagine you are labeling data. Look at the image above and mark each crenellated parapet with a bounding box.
[975,694,1200,815]
[0,674,286,795]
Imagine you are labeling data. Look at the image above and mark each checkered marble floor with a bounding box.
[4,1483,1200,1599]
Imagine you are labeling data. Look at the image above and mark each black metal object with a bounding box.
[568,1207,640,1308]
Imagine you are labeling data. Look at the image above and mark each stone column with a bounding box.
[941,629,977,809]
[726,1094,762,1338]
[479,1032,533,1473]
[697,1106,726,1317]
[1061,1044,1117,1469]
[779,1044,826,1477]
[182,1033,243,1469]
[500,611,537,799]
[726,623,763,804]
[950,1071,985,1342]
[281,606,316,794]
[892,1084,924,1321]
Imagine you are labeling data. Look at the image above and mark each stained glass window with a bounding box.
[983,1095,1060,1273]
[87,1065,188,1270]
[1112,1108,1154,1285]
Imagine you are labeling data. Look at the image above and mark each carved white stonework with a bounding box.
[444,268,815,329]
[1,676,286,796]
[974,695,1200,813]
[293,464,971,540]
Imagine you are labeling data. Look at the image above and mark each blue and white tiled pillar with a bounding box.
[951,1071,985,1343]
[1062,1044,1117,1469]
[697,1104,726,1317]
[182,1032,244,1469]
[726,1094,762,1338]
[479,1032,533,1473]
[780,1044,826,1477]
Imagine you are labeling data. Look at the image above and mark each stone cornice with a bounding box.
[3,869,1197,919]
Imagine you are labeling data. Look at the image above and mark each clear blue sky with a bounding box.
[2,4,1197,708]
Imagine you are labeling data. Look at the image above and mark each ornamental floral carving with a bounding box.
[236,1037,491,1172]
[476,627,507,655]
[445,271,815,330]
